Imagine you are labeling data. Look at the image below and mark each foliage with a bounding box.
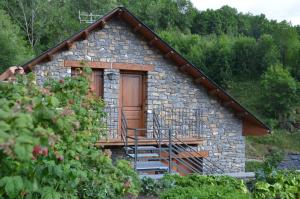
[159,174,250,199]
[160,185,251,199]
[0,72,140,198]
[0,9,32,72]
[252,170,300,199]
[245,161,264,172]
[260,64,299,125]
[141,174,249,198]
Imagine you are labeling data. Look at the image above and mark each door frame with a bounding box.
[118,70,147,137]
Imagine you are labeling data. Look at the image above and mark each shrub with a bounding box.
[252,170,300,199]
[156,174,250,198]
[246,161,264,172]
[0,72,140,198]
[160,185,251,199]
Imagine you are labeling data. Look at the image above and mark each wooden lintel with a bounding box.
[64,60,154,72]
[179,64,189,72]
[164,51,174,59]
[222,100,234,107]
[194,76,206,83]
[148,37,158,46]
[133,23,142,32]
[208,88,219,95]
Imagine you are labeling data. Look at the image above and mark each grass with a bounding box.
[246,129,300,159]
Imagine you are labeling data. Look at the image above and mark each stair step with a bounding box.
[125,146,158,151]
[140,174,165,180]
[128,153,159,158]
[136,161,169,171]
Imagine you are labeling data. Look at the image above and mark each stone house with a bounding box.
[20,7,270,176]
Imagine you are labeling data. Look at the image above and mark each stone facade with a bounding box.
[32,18,245,172]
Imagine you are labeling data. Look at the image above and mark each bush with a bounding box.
[160,185,251,199]
[252,170,300,199]
[0,72,140,198]
[153,174,250,198]
[246,161,264,172]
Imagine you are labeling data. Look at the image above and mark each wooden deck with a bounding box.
[95,136,203,147]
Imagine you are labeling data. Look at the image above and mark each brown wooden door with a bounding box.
[120,72,145,136]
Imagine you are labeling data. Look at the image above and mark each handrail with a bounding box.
[153,110,224,175]
[121,109,128,154]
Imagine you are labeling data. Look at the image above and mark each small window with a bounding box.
[71,68,103,98]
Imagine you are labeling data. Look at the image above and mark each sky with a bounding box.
[190,0,300,26]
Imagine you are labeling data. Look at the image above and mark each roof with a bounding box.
[21,7,270,136]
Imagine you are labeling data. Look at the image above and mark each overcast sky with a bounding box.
[190,0,300,26]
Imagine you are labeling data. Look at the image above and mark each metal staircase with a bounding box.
[120,109,224,179]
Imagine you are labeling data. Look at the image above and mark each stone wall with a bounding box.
[32,18,245,172]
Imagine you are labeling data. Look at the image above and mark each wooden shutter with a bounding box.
[71,68,103,98]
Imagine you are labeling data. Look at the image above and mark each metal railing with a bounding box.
[153,108,203,138]
[101,107,204,139]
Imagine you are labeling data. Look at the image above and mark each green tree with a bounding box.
[0,9,32,72]
[256,34,280,74]
[261,64,299,124]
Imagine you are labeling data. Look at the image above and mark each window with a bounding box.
[71,68,103,98]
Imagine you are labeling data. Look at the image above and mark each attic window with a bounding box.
[71,68,103,98]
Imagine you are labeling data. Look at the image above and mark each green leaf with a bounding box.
[1,176,24,199]
[40,186,61,199]
[0,121,10,132]
[14,143,32,160]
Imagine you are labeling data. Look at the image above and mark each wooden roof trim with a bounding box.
[21,7,270,135]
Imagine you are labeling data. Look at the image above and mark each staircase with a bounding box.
[120,109,224,179]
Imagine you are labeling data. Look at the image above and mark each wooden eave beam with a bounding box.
[133,23,142,32]
[194,76,206,84]
[65,41,73,49]
[208,88,219,96]
[164,51,174,59]
[100,20,106,28]
[82,30,89,40]
[236,111,248,119]
[179,63,189,72]
[46,53,53,61]
[148,37,158,46]
[117,9,123,18]
[222,100,234,107]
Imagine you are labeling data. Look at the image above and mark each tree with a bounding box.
[0,9,32,72]
[261,64,299,125]
[256,34,280,74]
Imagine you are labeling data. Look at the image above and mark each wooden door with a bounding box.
[120,72,146,137]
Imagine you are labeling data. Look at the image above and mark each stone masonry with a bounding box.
[32,18,245,172]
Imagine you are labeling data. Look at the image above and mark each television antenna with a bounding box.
[78,10,101,24]
[77,0,101,24]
